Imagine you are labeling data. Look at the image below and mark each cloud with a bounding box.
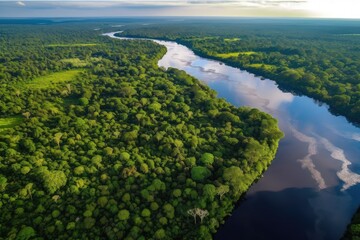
[1,0,356,18]
[291,127,327,190]
[16,1,26,6]
[320,137,360,191]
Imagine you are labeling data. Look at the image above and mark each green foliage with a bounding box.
[0,117,23,132]
[24,70,83,90]
[200,153,214,165]
[0,175,7,191]
[79,97,89,106]
[0,22,282,240]
[16,226,36,240]
[141,209,151,217]
[191,166,211,182]
[47,43,98,47]
[343,208,360,240]
[61,58,89,67]
[118,210,130,221]
[40,170,67,194]
[120,152,131,161]
[154,229,166,239]
[123,20,360,125]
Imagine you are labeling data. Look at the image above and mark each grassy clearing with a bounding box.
[46,43,98,47]
[339,34,360,36]
[0,117,23,132]
[215,51,256,58]
[25,69,83,90]
[224,38,241,42]
[248,63,277,71]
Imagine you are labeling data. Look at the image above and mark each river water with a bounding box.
[104,32,360,240]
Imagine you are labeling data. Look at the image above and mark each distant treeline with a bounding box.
[121,19,360,125]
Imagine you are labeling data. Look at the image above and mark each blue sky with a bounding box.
[0,0,359,18]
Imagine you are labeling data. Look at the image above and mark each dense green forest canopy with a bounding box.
[343,207,360,240]
[119,18,360,125]
[0,21,283,239]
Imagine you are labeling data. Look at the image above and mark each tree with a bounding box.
[79,97,89,106]
[118,209,130,221]
[191,166,211,181]
[163,204,174,219]
[84,217,96,229]
[22,112,31,119]
[24,183,33,200]
[54,133,63,148]
[203,184,216,201]
[154,229,166,239]
[148,102,162,112]
[0,175,7,191]
[52,195,60,202]
[196,209,209,224]
[41,170,67,194]
[172,189,182,198]
[141,208,151,217]
[216,185,229,199]
[16,226,36,240]
[223,166,246,195]
[187,208,197,224]
[120,152,131,161]
[20,139,36,153]
[200,153,214,165]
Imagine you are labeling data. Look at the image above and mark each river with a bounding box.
[104,31,360,240]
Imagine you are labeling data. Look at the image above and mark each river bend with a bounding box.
[104,31,360,240]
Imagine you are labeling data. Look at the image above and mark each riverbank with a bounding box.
[109,31,360,239]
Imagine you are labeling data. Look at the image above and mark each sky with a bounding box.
[0,0,359,19]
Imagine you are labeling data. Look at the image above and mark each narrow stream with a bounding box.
[104,31,360,240]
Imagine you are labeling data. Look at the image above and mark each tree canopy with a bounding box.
[0,21,283,239]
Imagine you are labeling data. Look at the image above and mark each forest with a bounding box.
[343,207,360,240]
[0,22,283,239]
[120,19,360,125]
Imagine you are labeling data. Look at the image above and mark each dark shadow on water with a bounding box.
[215,186,350,240]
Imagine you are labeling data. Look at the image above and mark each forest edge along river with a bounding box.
[103,31,360,240]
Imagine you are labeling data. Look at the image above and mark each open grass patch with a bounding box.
[339,34,360,36]
[224,38,241,42]
[0,117,23,132]
[25,69,83,90]
[46,43,98,47]
[215,51,256,58]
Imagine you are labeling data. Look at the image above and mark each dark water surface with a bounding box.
[104,32,360,240]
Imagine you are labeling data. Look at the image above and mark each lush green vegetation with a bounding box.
[46,43,98,47]
[0,117,23,132]
[121,19,360,124]
[215,52,256,58]
[0,22,283,239]
[343,208,360,240]
[224,38,240,42]
[23,69,83,90]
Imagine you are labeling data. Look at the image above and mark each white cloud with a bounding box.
[1,0,359,18]
[291,127,327,190]
[16,1,26,6]
[320,137,360,191]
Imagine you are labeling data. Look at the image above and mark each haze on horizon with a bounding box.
[0,0,359,19]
